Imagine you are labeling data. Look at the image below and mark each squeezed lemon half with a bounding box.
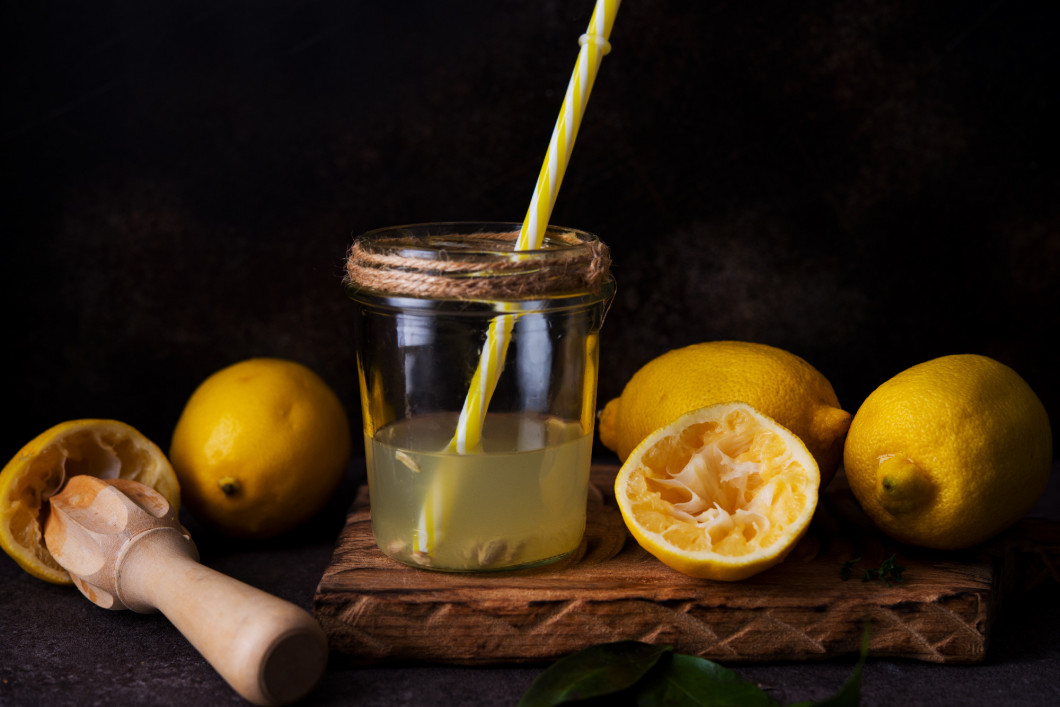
[615,402,820,581]
[0,419,179,584]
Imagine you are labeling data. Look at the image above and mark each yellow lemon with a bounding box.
[169,358,351,539]
[0,419,180,584]
[599,341,851,484]
[615,402,820,581]
[844,354,1052,550]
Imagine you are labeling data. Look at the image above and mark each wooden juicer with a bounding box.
[43,474,328,706]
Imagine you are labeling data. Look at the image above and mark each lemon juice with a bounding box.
[367,411,592,571]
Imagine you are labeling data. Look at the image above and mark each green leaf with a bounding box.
[841,554,906,587]
[518,641,673,707]
[635,653,780,707]
[520,627,871,707]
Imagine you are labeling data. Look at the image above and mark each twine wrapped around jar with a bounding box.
[345,229,612,301]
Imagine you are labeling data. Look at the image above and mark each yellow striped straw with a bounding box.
[414,0,622,559]
[451,0,621,453]
[518,0,621,250]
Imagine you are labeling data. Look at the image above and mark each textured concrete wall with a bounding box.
[3,1,1057,460]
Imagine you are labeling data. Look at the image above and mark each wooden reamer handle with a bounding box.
[44,475,328,706]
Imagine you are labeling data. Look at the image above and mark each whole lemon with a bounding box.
[843,354,1052,550]
[599,341,851,484]
[169,358,351,538]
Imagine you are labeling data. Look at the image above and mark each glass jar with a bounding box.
[345,222,614,571]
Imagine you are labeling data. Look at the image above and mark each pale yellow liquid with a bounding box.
[366,412,592,571]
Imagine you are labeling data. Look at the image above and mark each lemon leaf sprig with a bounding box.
[840,554,906,587]
[519,633,869,707]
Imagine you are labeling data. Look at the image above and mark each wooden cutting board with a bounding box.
[313,465,1058,665]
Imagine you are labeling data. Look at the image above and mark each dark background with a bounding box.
[3,0,1057,467]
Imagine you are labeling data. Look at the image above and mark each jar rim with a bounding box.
[357,221,597,254]
[345,222,613,302]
